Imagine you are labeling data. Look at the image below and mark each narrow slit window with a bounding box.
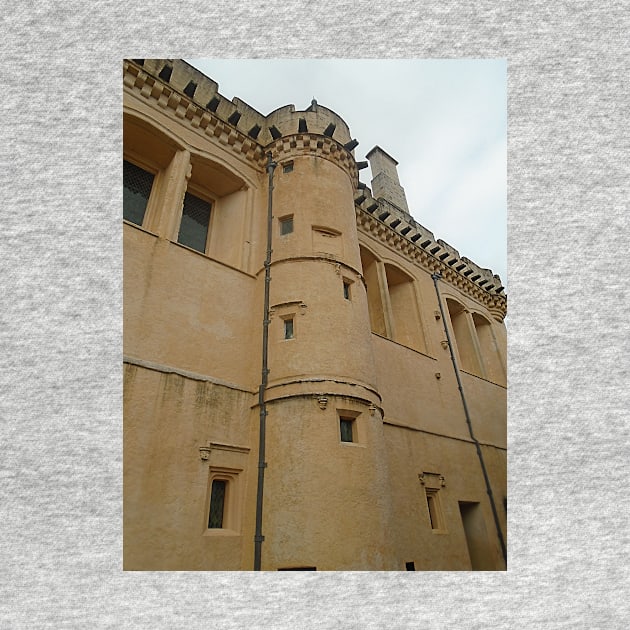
[208,479,227,528]
[425,488,444,531]
[340,418,354,443]
[343,280,351,300]
[178,192,211,253]
[427,493,438,529]
[280,216,294,235]
[123,160,154,226]
[284,318,294,340]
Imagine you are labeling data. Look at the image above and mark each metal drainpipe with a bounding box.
[254,152,277,571]
[431,271,507,566]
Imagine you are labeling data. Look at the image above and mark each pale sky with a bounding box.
[186,59,507,290]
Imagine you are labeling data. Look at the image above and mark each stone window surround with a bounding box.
[203,466,243,537]
[418,472,447,534]
[337,408,363,447]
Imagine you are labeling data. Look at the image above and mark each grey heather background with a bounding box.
[1,1,628,628]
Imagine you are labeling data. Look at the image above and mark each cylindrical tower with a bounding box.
[258,103,396,570]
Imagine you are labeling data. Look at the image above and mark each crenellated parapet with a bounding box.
[123,59,266,166]
[124,59,506,320]
[124,59,359,172]
[354,183,507,321]
[264,102,353,147]
[266,133,358,183]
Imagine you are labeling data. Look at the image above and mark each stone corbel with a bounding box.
[199,445,212,460]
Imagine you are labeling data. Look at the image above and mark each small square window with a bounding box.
[280,216,294,235]
[284,318,294,340]
[340,417,354,442]
[283,161,294,173]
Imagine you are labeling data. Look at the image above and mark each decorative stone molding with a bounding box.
[199,441,250,461]
[418,472,446,488]
[354,179,506,315]
[356,206,507,321]
[266,133,358,183]
[124,60,265,168]
[270,300,308,318]
[126,58,358,178]
[124,59,506,322]
[316,395,328,410]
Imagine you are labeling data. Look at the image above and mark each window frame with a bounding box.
[176,184,214,255]
[337,410,362,446]
[342,278,352,300]
[279,214,294,236]
[424,488,447,533]
[339,417,355,443]
[207,478,227,529]
[283,316,295,340]
[123,157,159,229]
[203,467,242,536]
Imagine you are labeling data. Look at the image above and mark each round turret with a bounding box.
[257,105,395,570]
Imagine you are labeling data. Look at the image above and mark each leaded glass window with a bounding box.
[178,192,211,253]
[208,479,226,528]
[123,160,154,226]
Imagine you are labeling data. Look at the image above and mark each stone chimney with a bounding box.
[366,146,410,215]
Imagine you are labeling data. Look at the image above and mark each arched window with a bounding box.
[445,298,482,376]
[472,313,505,384]
[359,245,426,352]
[123,114,180,230]
[360,245,387,337]
[384,263,426,353]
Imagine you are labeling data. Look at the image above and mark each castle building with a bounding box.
[123,59,507,571]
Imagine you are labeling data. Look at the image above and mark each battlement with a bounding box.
[124,59,505,303]
[125,59,354,149]
[354,182,506,318]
